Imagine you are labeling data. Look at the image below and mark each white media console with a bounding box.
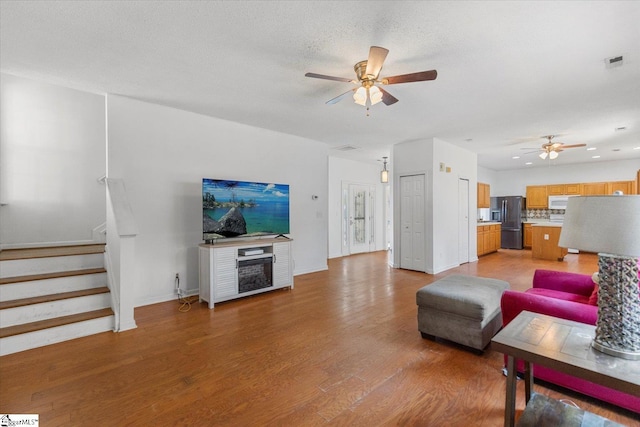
[198,237,293,309]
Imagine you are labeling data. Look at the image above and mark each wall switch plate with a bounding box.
[544,234,549,240]
[439,162,445,172]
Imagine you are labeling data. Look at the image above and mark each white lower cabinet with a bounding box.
[199,238,293,309]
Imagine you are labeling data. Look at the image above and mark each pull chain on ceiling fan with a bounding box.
[305,46,438,112]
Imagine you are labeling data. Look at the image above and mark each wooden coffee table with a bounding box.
[491,311,640,427]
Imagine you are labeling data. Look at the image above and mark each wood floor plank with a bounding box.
[0,249,636,426]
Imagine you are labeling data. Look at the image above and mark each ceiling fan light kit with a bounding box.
[305,46,438,110]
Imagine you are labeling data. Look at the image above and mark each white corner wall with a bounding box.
[327,156,386,259]
[106,95,329,306]
[393,137,477,274]
[0,74,106,247]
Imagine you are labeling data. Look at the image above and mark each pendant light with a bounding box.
[380,157,389,183]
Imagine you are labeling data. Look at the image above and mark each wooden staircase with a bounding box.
[0,244,115,356]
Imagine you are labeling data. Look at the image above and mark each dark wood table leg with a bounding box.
[505,355,517,427]
[524,360,533,404]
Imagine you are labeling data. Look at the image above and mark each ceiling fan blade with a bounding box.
[378,87,399,106]
[325,89,356,105]
[305,72,355,83]
[365,46,389,79]
[559,144,587,149]
[382,70,438,85]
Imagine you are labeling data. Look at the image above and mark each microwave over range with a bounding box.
[548,195,576,210]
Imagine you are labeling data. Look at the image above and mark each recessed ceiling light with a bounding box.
[586,147,597,151]
[592,155,601,159]
[525,162,533,165]
[634,147,640,150]
[512,156,520,159]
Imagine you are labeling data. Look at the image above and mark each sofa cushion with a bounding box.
[526,288,590,305]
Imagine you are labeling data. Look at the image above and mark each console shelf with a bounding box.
[198,238,293,309]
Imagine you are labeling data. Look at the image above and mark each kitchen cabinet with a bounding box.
[532,225,567,261]
[523,223,533,248]
[607,180,636,195]
[477,224,500,256]
[526,186,548,208]
[548,183,582,195]
[477,182,490,208]
[582,182,607,195]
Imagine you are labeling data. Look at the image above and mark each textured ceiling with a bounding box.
[1,1,639,171]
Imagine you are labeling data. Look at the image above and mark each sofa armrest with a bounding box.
[501,289,598,327]
[532,269,595,297]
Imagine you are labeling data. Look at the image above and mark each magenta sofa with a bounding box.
[500,269,640,414]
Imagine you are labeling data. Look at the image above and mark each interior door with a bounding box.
[458,179,469,263]
[400,174,425,271]
[346,183,375,255]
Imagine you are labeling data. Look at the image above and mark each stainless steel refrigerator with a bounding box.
[490,196,526,249]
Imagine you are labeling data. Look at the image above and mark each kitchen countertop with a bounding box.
[531,222,562,227]
[477,221,501,225]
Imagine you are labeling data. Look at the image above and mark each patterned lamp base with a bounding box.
[593,253,640,360]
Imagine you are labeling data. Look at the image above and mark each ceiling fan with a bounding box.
[305,46,437,110]
[525,135,587,160]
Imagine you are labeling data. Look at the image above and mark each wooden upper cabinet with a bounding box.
[582,182,607,195]
[477,182,490,208]
[564,183,582,195]
[526,185,548,208]
[547,184,565,196]
[547,183,581,195]
[607,180,636,195]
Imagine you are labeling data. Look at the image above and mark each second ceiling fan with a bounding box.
[535,135,587,160]
[305,46,437,109]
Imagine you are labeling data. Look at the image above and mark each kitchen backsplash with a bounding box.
[526,209,565,220]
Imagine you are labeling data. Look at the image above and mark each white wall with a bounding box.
[491,159,639,197]
[431,138,478,273]
[0,74,106,247]
[106,95,329,306]
[392,138,477,274]
[327,157,385,259]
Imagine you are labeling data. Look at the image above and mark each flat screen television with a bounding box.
[202,178,290,241]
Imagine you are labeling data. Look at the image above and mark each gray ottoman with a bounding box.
[416,275,509,351]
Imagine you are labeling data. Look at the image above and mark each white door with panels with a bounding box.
[400,174,426,272]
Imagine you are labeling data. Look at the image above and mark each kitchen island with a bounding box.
[531,222,567,261]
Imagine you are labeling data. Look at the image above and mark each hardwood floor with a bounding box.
[1,249,637,426]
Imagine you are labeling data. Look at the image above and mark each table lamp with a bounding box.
[559,195,640,360]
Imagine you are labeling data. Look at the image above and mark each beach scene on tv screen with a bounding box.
[203,179,290,238]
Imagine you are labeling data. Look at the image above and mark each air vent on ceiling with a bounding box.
[334,145,359,151]
[605,55,624,68]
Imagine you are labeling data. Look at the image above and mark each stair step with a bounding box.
[0,267,107,285]
[0,243,105,261]
[0,307,114,339]
[0,286,110,310]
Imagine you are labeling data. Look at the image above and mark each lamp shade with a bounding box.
[558,195,640,256]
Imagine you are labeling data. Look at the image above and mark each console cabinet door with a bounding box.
[213,247,238,299]
[272,242,293,287]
